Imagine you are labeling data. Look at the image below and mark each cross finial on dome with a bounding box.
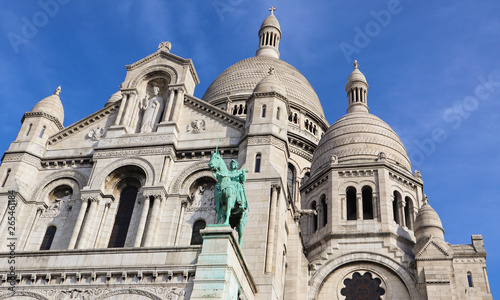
[269,6,276,15]
[54,86,61,96]
[268,66,275,75]
[353,60,360,69]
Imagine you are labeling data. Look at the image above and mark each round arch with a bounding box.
[0,291,49,300]
[308,252,418,300]
[128,64,178,88]
[170,160,211,194]
[29,169,87,203]
[89,157,155,190]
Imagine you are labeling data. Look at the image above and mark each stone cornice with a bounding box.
[48,102,120,146]
[22,111,64,130]
[184,94,245,131]
[126,50,200,84]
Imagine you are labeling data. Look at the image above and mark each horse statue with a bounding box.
[208,151,248,245]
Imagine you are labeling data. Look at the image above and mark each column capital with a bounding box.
[271,183,281,191]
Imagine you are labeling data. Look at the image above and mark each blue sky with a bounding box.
[1,0,499,295]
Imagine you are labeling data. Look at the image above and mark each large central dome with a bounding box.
[202,12,326,123]
[202,56,326,122]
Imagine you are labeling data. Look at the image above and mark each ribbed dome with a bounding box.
[346,68,367,86]
[253,70,286,96]
[202,56,326,122]
[31,87,64,124]
[261,14,280,31]
[311,112,411,174]
[414,203,444,234]
[106,90,122,106]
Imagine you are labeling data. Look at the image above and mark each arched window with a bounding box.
[293,113,298,124]
[238,104,243,115]
[233,104,237,115]
[405,197,413,229]
[321,195,327,227]
[362,186,374,220]
[287,164,295,200]
[261,105,266,118]
[288,113,293,121]
[243,104,247,114]
[305,119,309,128]
[393,191,401,225]
[313,125,317,135]
[254,154,261,173]
[190,219,206,245]
[276,107,280,120]
[39,126,46,138]
[311,201,318,233]
[40,226,57,250]
[346,187,357,220]
[26,123,32,136]
[2,169,11,187]
[467,272,473,287]
[108,186,138,248]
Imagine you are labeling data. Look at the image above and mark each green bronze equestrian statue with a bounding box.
[208,151,248,245]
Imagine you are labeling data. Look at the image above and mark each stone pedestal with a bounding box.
[191,225,257,300]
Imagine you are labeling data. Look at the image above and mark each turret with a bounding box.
[414,195,447,254]
[256,6,281,59]
[345,60,369,114]
[15,86,64,146]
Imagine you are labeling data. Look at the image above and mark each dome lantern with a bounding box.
[256,7,281,59]
[31,86,65,125]
[346,60,369,114]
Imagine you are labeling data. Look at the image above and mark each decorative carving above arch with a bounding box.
[170,161,212,194]
[128,64,178,89]
[308,252,418,300]
[29,169,88,204]
[89,157,155,190]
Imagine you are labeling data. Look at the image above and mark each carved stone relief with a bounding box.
[186,119,206,134]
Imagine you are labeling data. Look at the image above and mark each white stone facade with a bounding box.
[0,11,492,300]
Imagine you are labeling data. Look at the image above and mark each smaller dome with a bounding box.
[106,90,122,106]
[32,86,64,124]
[346,67,368,87]
[414,202,444,236]
[253,68,286,96]
[261,14,280,31]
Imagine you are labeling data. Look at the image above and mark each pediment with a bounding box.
[47,102,120,148]
[183,95,245,131]
[416,236,450,260]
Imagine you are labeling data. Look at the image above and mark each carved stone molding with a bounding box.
[186,119,206,133]
[47,103,120,146]
[289,145,313,161]
[388,171,417,189]
[23,111,64,130]
[339,169,375,177]
[94,146,174,158]
[41,158,93,170]
[3,152,41,167]
[98,134,173,148]
[184,95,245,130]
[305,175,328,194]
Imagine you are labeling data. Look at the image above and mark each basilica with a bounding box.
[0,9,492,300]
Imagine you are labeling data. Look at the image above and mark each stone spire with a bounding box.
[256,7,282,59]
[345,60,369,114]
[31,86,65,124]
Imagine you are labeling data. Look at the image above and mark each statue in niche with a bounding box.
[140,86,164,133]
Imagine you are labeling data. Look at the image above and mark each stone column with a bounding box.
[400,198,407,228]
[22,207,43,250]
[265,184,280,273]
[162,88,176,122]
[121,92,137,128]
[356,194,363,220]
[143,194,162,247]
[372,195,379,221]
[77,197,100,249]
[93,201,111,248]
[173,199,187,246]
[171,87,185,122]
[114,93,129,125]
[68,199,88,249]
[134,196,150,247]
[341,197,346,220]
